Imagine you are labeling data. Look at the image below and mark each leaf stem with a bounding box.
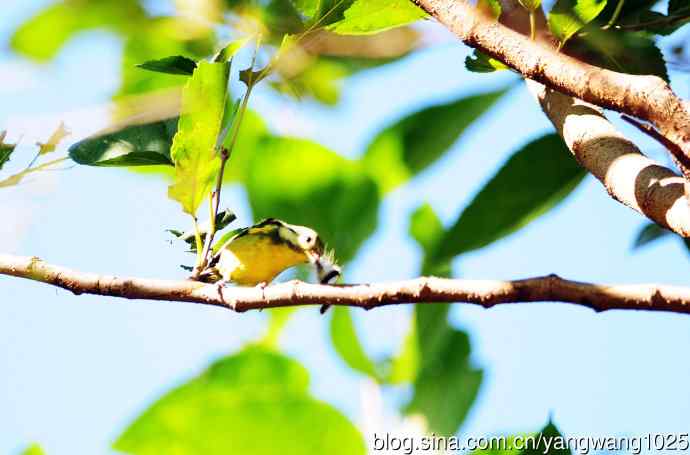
[529,11,536,40]
[603,0,625,29]
[191,38,261,278]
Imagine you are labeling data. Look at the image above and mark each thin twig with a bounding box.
[3,254,690,314]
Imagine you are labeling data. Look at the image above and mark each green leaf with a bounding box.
[521,421,572,455]
[633,222,671,249]
[669,0,690,16]
[169,209,237,253]
[409,204,445,255]
[115,18,215,104]
[326,0,426,35]
[261,307,299,347]
[330,307,379,379]
[598,0,657,24]
[272,57,350,105]
[363,88,508,193]
[406,304,482,436]
[518,0,542,12]
[548,0,608,45]
[0,131,18,171]
[137,56,197,76]
[292,0,320,18]
[213,37,251,62]
[20,444,46,455]
[10,0,145,61]
[465,50,509,73]
[567,29,668,81]
[478,0,503,18]
[245,136,379,263]
[386,324,420,384]
[115,347,365,455]
[69,118,177,167]
[37,122,70,156]
[168,61,230,216]
[433,134,586,263]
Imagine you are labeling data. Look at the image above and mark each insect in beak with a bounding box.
[306,250,320,264]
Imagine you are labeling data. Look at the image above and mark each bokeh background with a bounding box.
[2,0,690,453]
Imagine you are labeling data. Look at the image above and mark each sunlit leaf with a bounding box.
[116,18,215,103]
[168,61,230,215]
[213,37,252,62]
[69,118,177,167]
[10,0,145,61]
[633,222,671,249]
[465,50,509,73]
[115,347,365,455]
[137,56,197,76]
[36,122,70,156]
[326,0,426,35]
[433,134,586,263]
[20,444,46,455]
[245,136,379,263]
[363,88,508,193]
[0,131,18,171]
[330,307,379,379]
[548,0,608,45]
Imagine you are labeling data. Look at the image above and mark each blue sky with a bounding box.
[1,1,690,454]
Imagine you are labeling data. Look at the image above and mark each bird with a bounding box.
[203,218,340,287]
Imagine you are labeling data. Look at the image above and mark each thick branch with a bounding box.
[414,0,690,173]
[2,254,690,314]
[528,81,690,237]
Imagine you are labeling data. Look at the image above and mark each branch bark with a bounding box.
[528,81,690,237]
[413,0,690,174]
[2,254,690,314]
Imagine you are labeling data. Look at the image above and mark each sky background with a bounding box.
[2,1,690,454]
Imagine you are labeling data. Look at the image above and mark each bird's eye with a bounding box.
[306,236,313,244]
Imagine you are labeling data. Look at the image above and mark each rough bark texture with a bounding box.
[3,254,690,314]
[413,0,690,174]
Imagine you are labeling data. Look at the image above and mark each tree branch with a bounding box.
[413,0,690,176]
[527,81,690,237]
[2,254,690,314]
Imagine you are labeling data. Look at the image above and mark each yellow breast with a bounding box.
[217,234,309,286]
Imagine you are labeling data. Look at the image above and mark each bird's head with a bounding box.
[278,222,340,283]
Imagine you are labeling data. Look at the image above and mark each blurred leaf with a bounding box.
[478,0,503,18]
[116,18,215,102]
[599,0,657,23]
[168,61,230,216]
[465,50,509,72]
[518,0,542,12]
[224,0,306,38]
[363,88,508,193]
[330,307,379,379]
[292,0,320,18]
[222,109,269,181]
[669,0,690,15]
[633,222,671,249]
[137,56,197,76]
[20,444,46,455]
[406,304,482,436]
[409,203,445,255]
[261,307,299,347]
[0,131,18,171]
[567,29,668,80]
[37,122,71,156]
[11,0,145,61]
[115,346,365,455]
[521,421,572,455]
[240,66,269,87]
[433,134,586,263]
[272,57,349,104]
[386,323,419,384]
[615,8,690,35]
[548,0,608,45]
[326,0,426,35]
[69,118,177,167]
[245,136,379,263]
